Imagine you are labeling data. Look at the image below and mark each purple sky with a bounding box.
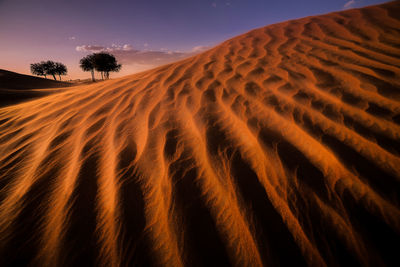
[0,0,390,80]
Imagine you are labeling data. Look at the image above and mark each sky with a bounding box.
[0,0,390,80]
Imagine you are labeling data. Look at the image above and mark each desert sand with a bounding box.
[0,69,72,107]
[0,1,400,266]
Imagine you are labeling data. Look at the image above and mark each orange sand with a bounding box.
[0,2,400,266]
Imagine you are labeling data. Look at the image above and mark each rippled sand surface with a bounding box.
[0,2,399,266]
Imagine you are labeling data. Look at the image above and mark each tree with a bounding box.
[30,63,46,79]
[30,60,67,80]
[43,61,57,80]
[80,52,121,80]
[54,62,68,80]
[79,54,96,81]
[93,52,121,79]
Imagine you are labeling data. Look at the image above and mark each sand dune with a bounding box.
[0,69,72,107]
[1,2,400,266]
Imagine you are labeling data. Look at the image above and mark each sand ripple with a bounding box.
[0,2,400,266]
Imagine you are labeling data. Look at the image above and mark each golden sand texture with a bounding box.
[0,2,400,266]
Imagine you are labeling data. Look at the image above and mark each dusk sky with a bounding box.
[0,0,389,79]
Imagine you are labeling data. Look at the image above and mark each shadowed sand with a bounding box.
[0,69,72,107]
[1,2,400,266]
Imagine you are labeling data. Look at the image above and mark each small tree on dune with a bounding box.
[43,61,57,80]
[93,52,121,80]
[79,52,121,81]
[79,54,96,81]
[54,62,68,81]
[30,60,68,80]
[30,63,46,79]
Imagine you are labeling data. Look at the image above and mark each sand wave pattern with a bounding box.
[1,2,400,266]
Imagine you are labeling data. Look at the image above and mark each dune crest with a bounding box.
[1,2,400,266]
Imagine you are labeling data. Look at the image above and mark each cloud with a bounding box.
[211,2,217,8]
[343,0,356,9]
[75,43,213,70]
[75,43,191,66]
[76,44,136,52]
[113,50,187,66]
[122,44,133,51]
[191,45,210,53]
[68,36,76,40]
[75,45,105,52]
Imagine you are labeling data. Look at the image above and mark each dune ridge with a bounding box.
[1,2,400,266]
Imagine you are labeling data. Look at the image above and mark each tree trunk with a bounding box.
[101,72,104,80]
[91,69,95,82]
[52,74,56,80]
[44,74,47,79]
[59,74,61,81]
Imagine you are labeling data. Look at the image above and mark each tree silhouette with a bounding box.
[30,63,47,79]
[43,61,57,80]
[80,52,121,80]
[30,61,67,80]
[93,52,121,80]
[79,55,96,81]
[55,62,68,81]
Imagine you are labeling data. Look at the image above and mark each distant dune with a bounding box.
[0,2,400,266]
[0,69,71,107]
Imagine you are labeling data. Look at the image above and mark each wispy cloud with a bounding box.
[211,2,217,8]
[68,36,76,41]
[343,0,356,9]
[76,44,189,66]
[75,43,211,68]
[191,45,210,53]
[122,44,133,51]
[76,44,136,52]
[75,45,105,52]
